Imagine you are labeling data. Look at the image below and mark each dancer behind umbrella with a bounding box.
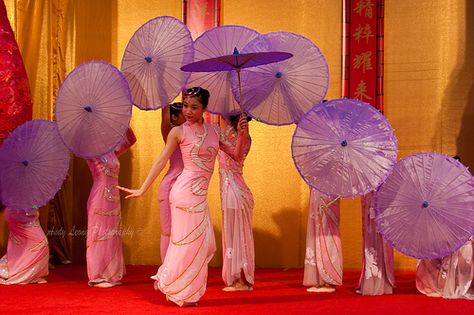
[416,156,474,299]
[218,114,254,292]
[118,87,248,306]
[155,102,186,262]
[303,188,342,292]
[357,192,395,295]
[86,128,136,288]
[0,201,49,285]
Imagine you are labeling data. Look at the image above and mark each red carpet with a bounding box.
[0,265,471,314]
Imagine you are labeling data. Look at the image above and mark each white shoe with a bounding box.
[94,282,117,288]
[307,286,336,293]
[426,292,441,298]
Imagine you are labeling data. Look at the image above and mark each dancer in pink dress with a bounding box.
[416,156,474,299]
[416,241,474,299]
[86,128,136,288]
[303,188,342,293]
[0,205,49,285]
[157,103,185,261]
[357,192,395,295]
[219,114,254,292]
[118,87,248,306]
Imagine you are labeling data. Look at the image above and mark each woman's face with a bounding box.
[183,96,204,124]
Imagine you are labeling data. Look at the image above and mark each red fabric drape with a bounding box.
[183,0,221,125]
[0,0,32,144]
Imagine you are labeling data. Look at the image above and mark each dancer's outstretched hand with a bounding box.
[117,186,144,199]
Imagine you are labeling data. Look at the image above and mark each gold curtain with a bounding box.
[2,0,472,270]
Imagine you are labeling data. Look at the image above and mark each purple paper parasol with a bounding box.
[184,25,259,115]
[0,120,70,211]
[375,152,474,259]
[121,16,194,110]
[55,61,132,159]
[181,26,292,115]
[231,32,329,125]
[181,51,292,72]
[291,98,398,198]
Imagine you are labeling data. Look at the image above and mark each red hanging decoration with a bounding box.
[183,0,221,125]
[342,0,384,112]
[0,0,32,144]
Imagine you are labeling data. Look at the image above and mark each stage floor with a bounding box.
[0,265,471,314]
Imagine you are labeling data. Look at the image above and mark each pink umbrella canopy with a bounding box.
[121,16,194,110]
[232,32,329,125]
[55,61,132,159]
[0,120,70,211]
[375,152,474,259]
[183,25,259,115]
[292,98,398,198]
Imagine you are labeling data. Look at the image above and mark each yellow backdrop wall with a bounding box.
[1,0,473,271]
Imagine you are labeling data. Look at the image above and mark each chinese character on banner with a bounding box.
[342,0,384,112]
[353,0,374,18]
[353,24,374,44]
[184,0,221,125]
[353,51,373,73]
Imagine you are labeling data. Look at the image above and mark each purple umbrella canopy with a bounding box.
[292,98,398,198]
[0,120,70,211]
[182,25,259,115]
[121,16,194,110]
[55,61,132,159]
[181,25,293,115]
[231,32,329,125]
[375,152,474,259]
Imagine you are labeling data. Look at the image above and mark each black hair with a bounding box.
[169,102,183,117]
[184,87,210,109]
[229,114,252,125]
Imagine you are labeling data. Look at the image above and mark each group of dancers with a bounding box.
[1,87,473,305]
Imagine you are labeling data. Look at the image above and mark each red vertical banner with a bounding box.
[342,0,384,112]
[0,0,32,144]
[184,0,221,124]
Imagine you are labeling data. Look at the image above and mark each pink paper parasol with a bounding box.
[375,152,474,259]
[121,16,194,110]
[55,61,132,159]
[232,32,329,125]
[0,120,70,211]
[292,98,398,198]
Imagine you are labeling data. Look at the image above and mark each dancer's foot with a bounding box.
[182,302,198,307]
[31,278,47,284]
[94,281,119,288]
[426,292,441,298]
[307,285,336,293]
[223,282,253,292]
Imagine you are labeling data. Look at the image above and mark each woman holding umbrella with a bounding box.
[415,156,474,299]
[86,128,136,288]
[303,188,342,293]
[357,192,395,295]
[118,87,248,306]
[0,201,49,285]
[218,113,255,292]
[155,102,185,262]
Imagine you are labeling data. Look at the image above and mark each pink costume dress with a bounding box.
[158,148,183,261]
[153,122,241,306]
[303,189,343,287]
[0,208,49,284]
[218,126,254,286]
[416,241,474,299]
[86,151,125,286]
[358,192,395,295]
